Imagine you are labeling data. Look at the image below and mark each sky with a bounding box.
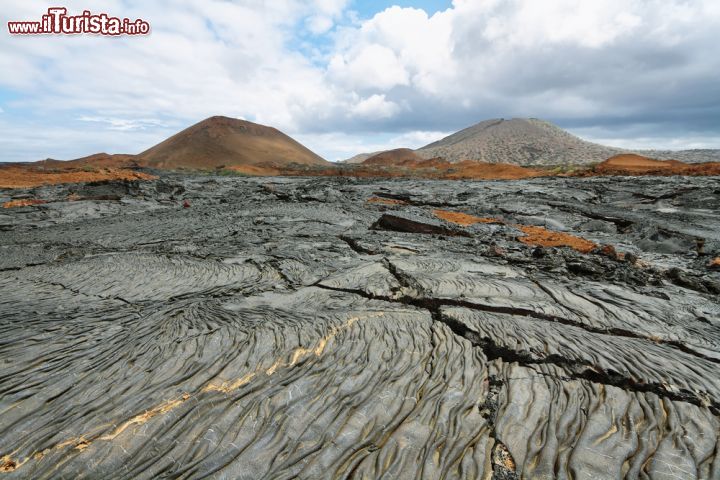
[1,0,719,162]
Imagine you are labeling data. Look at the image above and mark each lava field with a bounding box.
[1,175,719,479]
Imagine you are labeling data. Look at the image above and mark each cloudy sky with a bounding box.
[1,0,719,162]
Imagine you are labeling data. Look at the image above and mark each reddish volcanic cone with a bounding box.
[138,116,328,170]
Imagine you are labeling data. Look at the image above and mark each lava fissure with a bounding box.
[313,282,719,414]
[435,311,720,416]
[339,235,378,256]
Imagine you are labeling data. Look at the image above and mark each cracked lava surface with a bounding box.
[1,175,719,479]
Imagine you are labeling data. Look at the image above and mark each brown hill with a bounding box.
[362,148,425,166]
[139,116,327,169]
[594,154,720,176]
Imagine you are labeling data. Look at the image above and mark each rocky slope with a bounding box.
[415,118,623,165]
[139,116,328,169]
[1,174,718,478]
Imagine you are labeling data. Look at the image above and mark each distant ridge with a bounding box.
[341,151,381,164]
[362,148,426,166]
[139,116,327,169]
[342,118,720,166]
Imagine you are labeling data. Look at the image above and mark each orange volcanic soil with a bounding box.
[433,209,499,226]
[591,154,720,176]
[444,161,544,180]
[226,164,282,176]
[516,225,597,253]
[0,164,156,189]
[603,154,685,169]
[2,199,47,208]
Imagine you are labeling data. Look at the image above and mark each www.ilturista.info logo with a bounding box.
[8,7,150,35]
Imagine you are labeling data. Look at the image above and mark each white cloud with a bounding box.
[78,116,167,131]
[475,1,643,48]
[568,125,720,150]
[306,16,335,34]
[351,94,400,119]
[323,0,720,141]
[306,0,349,34]
[314,0,348,16]
[328,44,409,90]
[392,130,450,147]
[587,136,720,150]
[329,6,455,93]
[0,0,336,131]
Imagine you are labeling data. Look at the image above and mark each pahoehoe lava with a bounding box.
[1,175,719,479]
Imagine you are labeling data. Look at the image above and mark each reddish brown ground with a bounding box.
[709,257,720,269]
[362,148,426,167]
[443,161,544,180]
[227,164,281,176]
[358,148,544,180]
[0,165,157,189]
[367,196,407,205]
[590,154,720,176]
[433,209,500,226]
[2,199,47,208]
[516,225,597,253]
[300,159,544,180]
